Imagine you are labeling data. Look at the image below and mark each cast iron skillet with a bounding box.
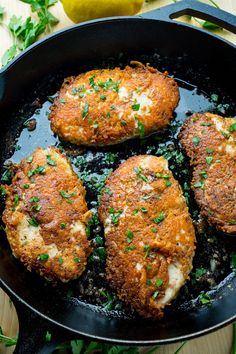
[0,0,236,353]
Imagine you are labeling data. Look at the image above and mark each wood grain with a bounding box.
[0,0,235,353]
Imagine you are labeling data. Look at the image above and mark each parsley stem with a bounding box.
[174,341,187,354]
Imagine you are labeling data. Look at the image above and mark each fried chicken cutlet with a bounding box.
[2,147,92,282]
[179,112,236,235]
[99,155,195,318]
[49,62,179,146]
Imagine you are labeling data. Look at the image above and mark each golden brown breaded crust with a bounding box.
[179,113,236,235]
[49,62,179,146]
[99,155,195,318]
[2,147,92,282]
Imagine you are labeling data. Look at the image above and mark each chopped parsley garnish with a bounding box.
[193,181,204,189]
[45,331,52,343]
[133,166,148,183]
[28,166,46,177]
[60,223,66,229]
[133,209,139,216]
[230,252,236,269]
[126,229,133,243]
[211,94,219,103]
[199,292,211,305]
[29,196,40,203]
[37,254,49,262]
[0,186,6,197]
[74,257,81,263]
[108,207,122,225]
[228,219,236,225]
[140,207,148,213]
[23,184,30,189]
[26,156,33,163]
[32,204,42,212]
[146,279,151,286]
[82,102,89,119]
[199,170,208,179]
[220,130,230,139]
[97,78,120,92]
[125,245,136,251]
[28,217,39,227]
[151,227,158,233]
[103,187,113,196]
[60,191,77,199]
[46,155,56,166]
[206,148,214,154]
[153,212,165,224]
[132,103,140,111]
[229,122,236,132]
[92,121,99,129]
[201,122,212,127]
[100,95,107,101]
[191,267,207,284]
[137,120,145,138]
[72,86,85,95]
[155,278,163,287]
[59,257,63,265]
[60,98,65,105]
[146,265,152,271]
[143,245,151,259]
[206,156,213,165]
[1,169,14,184]
[12,194,20,210]
[156,173,172,187]
[192,136,200,146]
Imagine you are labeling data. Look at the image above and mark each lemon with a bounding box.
[60,0,144,23]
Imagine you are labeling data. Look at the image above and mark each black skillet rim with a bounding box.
[0,11,236,346]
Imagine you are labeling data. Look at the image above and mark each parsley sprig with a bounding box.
[1,0,59,66]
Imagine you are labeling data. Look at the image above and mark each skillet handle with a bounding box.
[0,288,78,354]
[140,0,236,35]
[12,299,77,354]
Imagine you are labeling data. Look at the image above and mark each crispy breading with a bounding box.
[99,155,195,318]
[49,62,179,146]
[179,112,236,235]
[2,147,92,282]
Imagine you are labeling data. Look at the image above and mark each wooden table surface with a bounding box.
[0,0,235,353]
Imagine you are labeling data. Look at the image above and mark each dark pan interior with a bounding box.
[0,18,236,344]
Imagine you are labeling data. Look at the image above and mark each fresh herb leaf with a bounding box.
[230,252,236,269]
[132,103,140,111]
[28,217,39,227]
[37,253,49,261]
[60,191,76,199]
[192,136,200,146]
[26,155,33,163]
[126,229,133,243]
[0,326,17,347]
[153,212,165,224]
[133,166,148,183]
[46,155,56,166]
[45,331,51,342]
[82,102,89,119]
[143,245,151,259]
[199,292,211,305]
[0,186,7,197]
[155,278,163,287]
[229,122,236,132]
[60,222,66,229]
[28,165,46,177]
[108,208,122,225]
[206,156,213,165]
